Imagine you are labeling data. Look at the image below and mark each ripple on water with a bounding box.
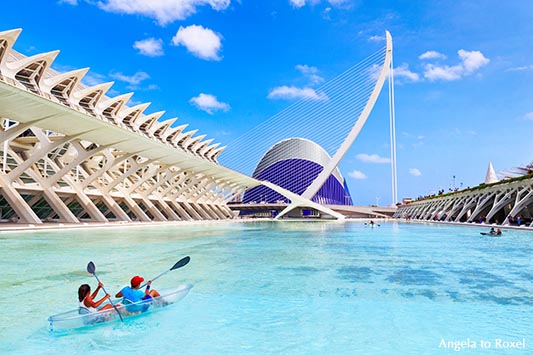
[277,266,323,274]
[456,269,514,290]
[472,292,533,306]
[387,267,443,286]
[337,266,375,283]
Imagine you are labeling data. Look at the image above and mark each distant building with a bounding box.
[243,138,353,205]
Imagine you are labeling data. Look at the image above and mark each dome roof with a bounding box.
[253,137,344,185]
[243,137,352,206]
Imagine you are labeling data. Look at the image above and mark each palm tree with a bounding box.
[501,161,533,178]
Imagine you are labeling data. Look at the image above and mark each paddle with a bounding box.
[140,256,191,289]
[87,261,124,322]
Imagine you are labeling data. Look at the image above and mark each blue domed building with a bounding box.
[242,138,353,206]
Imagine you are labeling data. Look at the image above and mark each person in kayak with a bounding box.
[78,282,115,314]
[115,276,160,313]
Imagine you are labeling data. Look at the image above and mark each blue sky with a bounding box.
[1,0,532,206]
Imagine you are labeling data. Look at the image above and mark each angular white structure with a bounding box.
[0,28,261,224]
[394,176,533,227]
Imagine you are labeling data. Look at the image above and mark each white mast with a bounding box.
[388,34,398,206]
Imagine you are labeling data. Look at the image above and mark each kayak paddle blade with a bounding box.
[87,261,96,275]
[171,256,190,271]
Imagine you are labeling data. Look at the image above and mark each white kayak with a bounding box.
[48,284,192,331]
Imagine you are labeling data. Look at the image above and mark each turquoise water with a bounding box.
[1,221,531,354]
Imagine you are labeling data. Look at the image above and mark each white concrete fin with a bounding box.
[72,81,114,103]
[138,116,159,135]
[148,119,168,136]
[134,110,165,130]
[98,92,133,112]
[155,118,177,139]
[176,129,198,149]
[168,123,189,143]
[196,138,213,155]
[119,102,151,120]
[0,28,22,66]
[159,119,181,141]
[210,145,226,161]
[4,50,60,84]
[203,143,220,158]
[41,67,89,96]
[168,124,189,144]
[185,134,206,150]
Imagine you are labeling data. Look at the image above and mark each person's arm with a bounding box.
[115,287,123,298]
[144,280,152,296]
[91,282,103,299]
[84,293,110,309]
[94,294,110,308]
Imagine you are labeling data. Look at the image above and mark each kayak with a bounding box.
[48,284,192,331]
[480,232,501,236]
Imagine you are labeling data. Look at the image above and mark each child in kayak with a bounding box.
[78,282,115,314]
[115,276,160,313]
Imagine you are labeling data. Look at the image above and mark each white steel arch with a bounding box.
[275,31,394,219]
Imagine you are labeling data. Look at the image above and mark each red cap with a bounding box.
[131,275,144,287]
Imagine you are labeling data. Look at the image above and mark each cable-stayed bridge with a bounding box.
[221,31,397,219]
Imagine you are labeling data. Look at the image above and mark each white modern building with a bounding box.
[0,28,261,224]
[394,174,533,227]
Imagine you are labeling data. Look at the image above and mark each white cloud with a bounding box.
[505,65,533,72]
[267,86,327,101]
[328,0,350,6]
[401,132,425,147]
[82,72,107,86]
[172,25,222,61]
[58,0,78,5]
[394,63,420,82]
[419,51,447,60]
[523,112,533,120]
[290,0,350,8]
[296,64,324,85]
[145,84,159,91]
[409,168,422,177]
[368,35,385,42]
[458,49,490,74]
[356,153,391,164]
[289,0,306,7]
[133,38,164,57]
[348,170,367,179]
[368,63,382,80]
[424,64,463,81]
[322,7,332,20]
[109,71,150,85]
[423,49,489,81]
[189,93,230,114]
[97,0,231,26]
